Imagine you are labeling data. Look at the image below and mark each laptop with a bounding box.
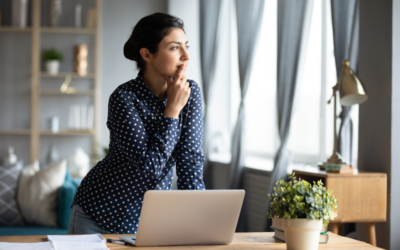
[119,190,245,247]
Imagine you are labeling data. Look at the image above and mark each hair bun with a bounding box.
[123,37,135,61]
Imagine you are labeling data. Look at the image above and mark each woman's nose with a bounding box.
[181,48,190,61]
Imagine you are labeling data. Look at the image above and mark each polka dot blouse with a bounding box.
[72,72,206,234]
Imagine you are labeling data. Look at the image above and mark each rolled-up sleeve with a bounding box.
[175,81,206,190]
[107,89,179,179]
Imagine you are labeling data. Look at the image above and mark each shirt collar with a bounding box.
[133,71,167,106]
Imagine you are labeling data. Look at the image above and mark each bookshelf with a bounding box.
[0,0,101,164]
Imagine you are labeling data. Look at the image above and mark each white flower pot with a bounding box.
[46,60,60,75]
[282,218,323,250]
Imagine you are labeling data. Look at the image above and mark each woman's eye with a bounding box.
[171,46,178,50]
[186,46,190,49]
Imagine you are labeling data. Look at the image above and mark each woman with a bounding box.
[67,13,205,234]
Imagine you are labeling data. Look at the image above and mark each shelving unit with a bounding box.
[40,130,95,136]
[0,130,31,136]
[0,0,101,164]
[40,90,95,95]
[0,27,32,32]
[40,27,96,34]
[40,72,96,79]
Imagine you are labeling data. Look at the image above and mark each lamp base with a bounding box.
[319,152,347,170]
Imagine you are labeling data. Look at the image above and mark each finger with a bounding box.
[174,65,185,82]
[180,77,187,87]
[181,64,188,78]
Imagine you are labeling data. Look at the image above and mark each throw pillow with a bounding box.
[18,160,66,227]
[0,161,25,226]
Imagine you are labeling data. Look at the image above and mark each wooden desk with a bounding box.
[0,232,384,249]
[293,170,387,247]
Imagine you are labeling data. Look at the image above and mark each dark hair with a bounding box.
[124,13,185,71]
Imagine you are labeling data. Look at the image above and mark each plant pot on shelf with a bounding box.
[282,218,322,250]
[46,60,60,75]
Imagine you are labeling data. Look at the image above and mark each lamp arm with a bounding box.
[324,68,347,166]
[327,69,344,104]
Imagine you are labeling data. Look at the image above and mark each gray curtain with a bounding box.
[200,0,222,188]
[264,0,314,231]
[229,0,264,232]
[331,0,359,237]
[229,0,265,191]
[331,0,359,165]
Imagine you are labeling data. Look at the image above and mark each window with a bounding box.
[227,0,359,172]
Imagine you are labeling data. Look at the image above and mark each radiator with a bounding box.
[210,162,271,232]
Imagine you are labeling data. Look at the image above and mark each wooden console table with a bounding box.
[0,232,384,249]
[293,170,387,247]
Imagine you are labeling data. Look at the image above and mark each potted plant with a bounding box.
[268,173,338,250]
[43,48,63,75]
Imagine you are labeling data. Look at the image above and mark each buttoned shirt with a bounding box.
[73,72,205,234]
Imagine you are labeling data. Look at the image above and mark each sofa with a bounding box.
[0,170,82,236]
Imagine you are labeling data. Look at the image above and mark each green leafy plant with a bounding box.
[267,173,338,226]
[43,48,63,61]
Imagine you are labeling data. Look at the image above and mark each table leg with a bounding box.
[329,223,342,235]
[365,222,377,246]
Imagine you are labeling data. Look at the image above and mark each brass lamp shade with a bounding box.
[339,60,368,106]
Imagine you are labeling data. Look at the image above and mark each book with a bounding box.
[0,234,108,250]
[86,8,96,28]
[271,217,329,233]
[273,229,329,244]
[81,105,87,130]
[87,105,94,130]
[47,233,105,242]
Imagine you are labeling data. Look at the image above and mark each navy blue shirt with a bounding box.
[73,72,206,234]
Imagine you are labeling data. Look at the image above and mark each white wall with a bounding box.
[100,0,168,147]
[167,0,203,91]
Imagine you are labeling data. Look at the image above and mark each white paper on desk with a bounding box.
[53,241,108,250]
[47,233,104,242]
[0,242,53,250]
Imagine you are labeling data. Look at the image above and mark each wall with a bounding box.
[358,0,400,249]
[100,0,168,147]
[391,0,400,248]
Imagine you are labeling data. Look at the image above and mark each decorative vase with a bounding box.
[67,148,90,178]
[3,146,17,165]
[45,60,60,75]
[46,144,59,164]
[50,116,59,133]
[282,218,322,250]
[12,0,28,28]
[74,44,88,76]
[75,4,82,28]
[49,0,62,27]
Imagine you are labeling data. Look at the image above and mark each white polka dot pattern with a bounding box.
[72,72,206,234]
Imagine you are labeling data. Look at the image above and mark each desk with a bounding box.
[293,170,387,247]
[0,232,384,249]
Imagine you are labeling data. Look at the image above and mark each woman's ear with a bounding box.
[140,48,152,63]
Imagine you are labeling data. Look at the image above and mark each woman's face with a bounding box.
[150,28,190,77]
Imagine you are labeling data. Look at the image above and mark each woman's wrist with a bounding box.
[163,105,180,119]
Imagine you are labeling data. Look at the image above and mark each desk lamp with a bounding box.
[323,60,368,169]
